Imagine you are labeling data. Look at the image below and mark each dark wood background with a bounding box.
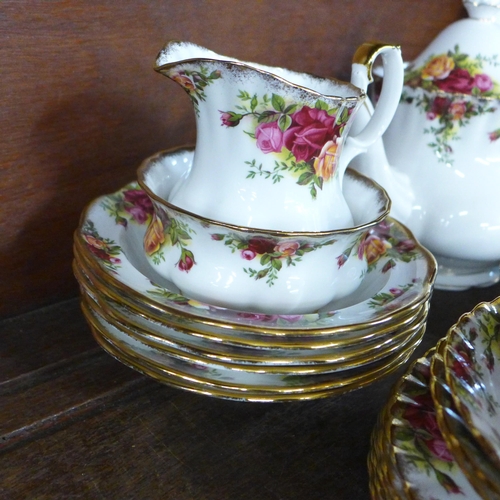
[0,0,465,319]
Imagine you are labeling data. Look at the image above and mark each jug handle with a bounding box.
[342,42,403,166]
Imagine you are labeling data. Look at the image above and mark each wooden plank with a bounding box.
[2,283,500,498]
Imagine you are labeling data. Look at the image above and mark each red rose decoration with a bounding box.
[283,107,339,162]
[123,189,154,224]
[435,68,474,94]
[247,237,276,255]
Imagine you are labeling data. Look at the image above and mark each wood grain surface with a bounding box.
[0,1,466,318]
[2,284,499,499]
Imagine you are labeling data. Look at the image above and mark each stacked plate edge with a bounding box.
[73,172,436,402]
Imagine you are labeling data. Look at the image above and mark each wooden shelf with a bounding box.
[2,284,499,499]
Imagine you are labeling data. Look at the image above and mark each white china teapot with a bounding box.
[350,0,500,290]
[154,40,403,232]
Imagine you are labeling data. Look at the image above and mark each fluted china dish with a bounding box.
[76,264,429,369]
[442,298,500,470]
[81,294,424,400]
[369,347,483,500]
[430,339,500,499]
[75,159,436,335]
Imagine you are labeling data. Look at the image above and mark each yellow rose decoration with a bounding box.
[360,234,392,265]
[422,55,455,80]
[313,139,339,181]
[144,215,165,255]
[171,73,196,92]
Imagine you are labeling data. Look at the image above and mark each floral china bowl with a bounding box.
[138,147,391,314]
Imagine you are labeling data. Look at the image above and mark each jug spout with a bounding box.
[156,40,222,67]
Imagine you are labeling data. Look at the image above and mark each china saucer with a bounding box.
[75,164,436,334]
[369,346,483,499]
[81,293,424,400]
[74,252,429,354]
[78,266,428,369]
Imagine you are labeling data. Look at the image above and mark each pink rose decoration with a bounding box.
[283,107,339,162]
[435,68,474,94]
[274,241,300,256]
[426,437,454,462]
[237,313,278,322]
[473,73,493,92]
[490,129,500,142]
[255,121,284,154]
[220,111,242,127]
[241,249,256,260]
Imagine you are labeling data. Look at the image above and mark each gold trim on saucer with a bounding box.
[81,295,424,398]
[74,231,433,340]
[74,249,430,349]
[82,282,428,375]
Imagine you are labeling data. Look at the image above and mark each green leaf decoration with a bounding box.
[271,93,286,112]
[250,95,258,112]
[256,269,269,280]
[284,104,298,114]
[278,114,292,132]
[258,110,279,123]
[314,100,329,111]
[297,171,315,186]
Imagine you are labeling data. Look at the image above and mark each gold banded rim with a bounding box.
[83,296,424,396]
[74,251,430,348]
[81,286,428,374]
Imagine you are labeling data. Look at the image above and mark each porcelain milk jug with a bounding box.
[154,40,403,232]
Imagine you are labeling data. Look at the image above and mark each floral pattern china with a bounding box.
[155,41,404,232]
[357,1,500,291]
[77,173,435,330]
[220,91,350,199]
[431,339,500,499]
[369,349,482,499]
[443,298,500,469]
[402,45,500,164]
[82,293,424,396]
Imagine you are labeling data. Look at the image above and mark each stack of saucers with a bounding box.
[73,149,436,403]
[369,297,500,499]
